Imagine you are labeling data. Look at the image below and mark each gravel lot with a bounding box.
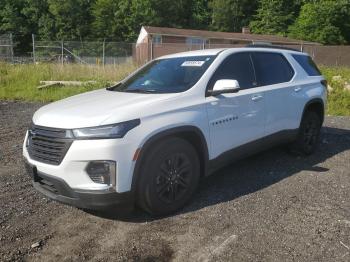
[0,101,349,262]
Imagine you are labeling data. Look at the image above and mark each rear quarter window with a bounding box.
[292,54,321,76]
[252,52,295,86]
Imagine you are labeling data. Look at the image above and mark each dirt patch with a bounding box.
[0,101,349,261]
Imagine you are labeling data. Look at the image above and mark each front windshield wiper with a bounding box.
[123,89,158,94]
[106,82,121,91]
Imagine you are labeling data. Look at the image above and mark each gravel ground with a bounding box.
[0,100,349,262]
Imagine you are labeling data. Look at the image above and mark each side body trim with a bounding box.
[208,129,298,174]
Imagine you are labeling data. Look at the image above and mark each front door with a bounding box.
[205,52,266,159]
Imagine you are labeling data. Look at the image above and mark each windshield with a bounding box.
[109,55,216,93]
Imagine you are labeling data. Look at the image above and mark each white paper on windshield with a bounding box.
[181,61,205,67]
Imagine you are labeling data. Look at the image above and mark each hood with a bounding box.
[33,89,179,128]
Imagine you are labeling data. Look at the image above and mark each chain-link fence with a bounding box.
[0,34,14,62]
[33,36,133,66]
[2,34,350,67]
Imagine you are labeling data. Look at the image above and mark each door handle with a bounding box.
[294,87,302,92]
[252,95,263,101]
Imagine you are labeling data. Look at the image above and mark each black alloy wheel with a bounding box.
[289,111,321,155]
[137,137,200,216]
[302,116,320,152]
[156,153,192,204]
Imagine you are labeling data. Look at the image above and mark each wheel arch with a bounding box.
[131,126,209,194]
[301,98,325,126]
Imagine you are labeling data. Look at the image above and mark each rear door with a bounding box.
[251,52,296,136]
[289,54,325,127]
[205,52,266,159]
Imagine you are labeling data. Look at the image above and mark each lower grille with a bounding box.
[27,124,73,165]
[37,177,59,194]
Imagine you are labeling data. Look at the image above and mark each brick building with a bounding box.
[134,26,319,64]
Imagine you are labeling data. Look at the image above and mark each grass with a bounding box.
[0,63,349,115]
[0,62,136,102]
[320,66,350,116]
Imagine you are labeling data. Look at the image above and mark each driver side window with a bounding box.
[208,53,256,90]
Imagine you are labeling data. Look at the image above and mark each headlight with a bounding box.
[72,119,140,139]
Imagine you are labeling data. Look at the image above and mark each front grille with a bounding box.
[27,124,73,165]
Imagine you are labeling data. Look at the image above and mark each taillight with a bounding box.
[321,80,328,95]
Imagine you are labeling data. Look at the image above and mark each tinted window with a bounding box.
[110,56,215,94]
[208,53,256,90]
[252,52,294,86]
[292,54,321,76]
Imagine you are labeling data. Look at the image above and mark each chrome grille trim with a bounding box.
[27,124,73,165]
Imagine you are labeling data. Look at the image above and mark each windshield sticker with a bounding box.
[181,61,205,67]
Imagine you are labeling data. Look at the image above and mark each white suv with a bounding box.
[23,46,327,215]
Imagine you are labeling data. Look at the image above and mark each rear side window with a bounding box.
[208,52,256,90]
[292,54,321,76]
[252,52,294,86]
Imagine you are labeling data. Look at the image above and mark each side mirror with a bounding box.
[208,79,240,96]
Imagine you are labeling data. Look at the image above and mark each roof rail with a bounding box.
[246,44,302,52]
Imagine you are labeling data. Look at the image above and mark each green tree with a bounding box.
[210,0,258,32]
[189,0,211,29]
[22,0,55,40]
[124,0,156,40]
[92,0,127,41]
[289,0,350,44]
[0,0,27,34]
[249,0,297,36]
[119,0,209,41]
[0,0,34,54]
[47,0,95,40]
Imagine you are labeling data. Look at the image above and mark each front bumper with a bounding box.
[23,131,137,193]
[25,161,134,210]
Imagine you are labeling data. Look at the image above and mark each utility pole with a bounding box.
[102,39,105,67]
[32,34,36,64]
[150,37,153,61]
[61,40,64,65]
[9,33,14,63]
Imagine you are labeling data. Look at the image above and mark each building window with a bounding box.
[186,37,205,45]
[152,35,162,44]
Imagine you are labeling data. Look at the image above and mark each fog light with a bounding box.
[86,161,116,186]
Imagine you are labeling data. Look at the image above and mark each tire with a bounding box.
[289,111,322,155]
[137,137,200,216]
